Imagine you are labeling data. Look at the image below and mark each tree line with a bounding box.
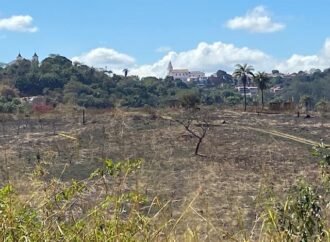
[0,54,329,112]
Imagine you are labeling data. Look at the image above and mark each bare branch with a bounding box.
[175,111,210,156]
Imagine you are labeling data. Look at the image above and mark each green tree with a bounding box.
[178,91,201,109]
[233,64,254,111]
[316,99,329,126]
[15,72,42,96]
[0,86,19,101]
[39,73,63,90]
[316,99,329,114]
[40,55,72,73]
[254,72,270,109]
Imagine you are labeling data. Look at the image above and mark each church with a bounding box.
[167,61,205,82]
[7,52,39,66]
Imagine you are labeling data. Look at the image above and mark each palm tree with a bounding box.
[122,68,129,78]
[233,64,254,111]
[254,72,270,109]
[104,69,113,76]
[300,95,312,114]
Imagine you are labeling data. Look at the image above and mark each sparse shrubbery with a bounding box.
[262,182,326,241]
[259,144,330,242]
[1,144,330,241]
[0,158,162,241]
[0,85,23,113]
[0,97,22,113]
[179,91,201,109]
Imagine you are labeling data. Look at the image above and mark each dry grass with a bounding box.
[0,106,329,240]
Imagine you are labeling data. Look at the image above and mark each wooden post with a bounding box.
[82,109,86,125]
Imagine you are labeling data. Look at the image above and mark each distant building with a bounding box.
[167,61,205,82]
[20,96,46,105]
[7,52,39,66]
[32,52,39,65]
[16,53,23,61]
[235,86,258,97]
[270,86,283,94]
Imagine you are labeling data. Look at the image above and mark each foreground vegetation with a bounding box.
[0,106,329,241]
[0,143,329,241]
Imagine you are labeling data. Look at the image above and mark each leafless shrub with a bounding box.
[175,109,210,156]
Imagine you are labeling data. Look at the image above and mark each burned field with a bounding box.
[0,107,328,235]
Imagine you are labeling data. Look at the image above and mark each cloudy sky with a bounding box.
[1,0,330,76]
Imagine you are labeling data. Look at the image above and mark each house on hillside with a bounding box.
[20,96,46,105]
[270,86,283,94]
[235,86,258,97]
[167,61,205,82]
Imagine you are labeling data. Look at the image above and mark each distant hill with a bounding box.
[0,54,329,110]
[0,62,6,68]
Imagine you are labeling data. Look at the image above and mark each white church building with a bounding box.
[167,61,205,82]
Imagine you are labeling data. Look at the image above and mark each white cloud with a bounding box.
[131,41,273,77]
[323,38,330,57]
[0,15,38,33]
[276,38,330,73]
[72,47,136,72]
[72,38,330,77]
[73,42,272,77]
[226,6,285,33]
[276,55,320,73]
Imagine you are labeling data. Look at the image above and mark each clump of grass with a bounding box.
[0,158,168,241]
[255,144,330,242]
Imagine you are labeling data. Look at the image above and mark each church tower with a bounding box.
[32,52,39,65]
[167,61,173,74]
[16,52,23,61]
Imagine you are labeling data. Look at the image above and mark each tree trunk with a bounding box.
[261,90,264,109]
[243,83,247,111]
[195,138,202,155]
[82,109,86,125]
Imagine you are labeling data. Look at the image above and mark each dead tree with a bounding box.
[175,111,209,156]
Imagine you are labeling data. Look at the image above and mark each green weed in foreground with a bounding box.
[0,158,163,241]
[1,147,330,241]
[258,144,330,242]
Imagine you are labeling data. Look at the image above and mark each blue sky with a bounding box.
[1,0,330,76]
